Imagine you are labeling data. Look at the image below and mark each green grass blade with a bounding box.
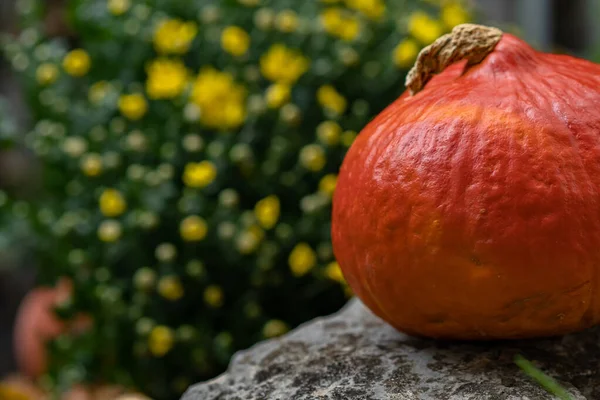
[514,354,574,400]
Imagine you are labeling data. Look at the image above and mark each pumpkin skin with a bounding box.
[13,278,92,378]
[332,27,600,340]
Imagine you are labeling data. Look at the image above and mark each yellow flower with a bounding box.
[36,63,59,85]
[236,226,264,254]
[275,10,299,32]
[63,49,91,77]
[204,285,224,308]
[325,261,345,283]
[316,121,342,146]
[107,0,130,15]
[180,215,208,241]
[260,44,309,84]
[146,58,189,100]
[341,130,357,147]
[118,94,148,120]
[289,242,317,277]
[221,26,250,56]
[299,144,326,171]
[441,2,470,28]
[408,11,443,45]
[81,153,103,176]
[88,81,112,104]
[393,38,420,68]
[153,19,198,54]
[133,267,156,290]
[158,276,184,301]
[97,220,122,242]
[317,85,346,115]
[99,188,127,217]
[319,174,338,196]
[254,195,280,229]
[63,137,87,157]
[344,0,385,20]
[191,67,247,129]
[183,161,217,188]
[265,83,291,109]
[148,325,175,356]
[320,8,360,41]
[263,319,289,338]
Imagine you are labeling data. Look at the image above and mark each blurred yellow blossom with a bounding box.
[299,144,326,171]
[191,67,247,129]
[341,130,357,147]
[98,220,122,242]
[158,276,184,301]
[146,58,189,100]
[408,11,443,45]
[88,81,111,104]
[153,19,198,54]
[317,85,346,115]
[254,8,274,30]
[236,226,264,254]
[289,243,317,277]
[263,319,289,338]
[318,174,338,196]
[320,8,360,41]
[393,38,420,68]
[148,325,174,356]
[107,0,130,15]
[265,83,291,109]
[317,121,342,146]
[254,195,280,229]
[99,188,127,217]
[325,261,345,283]
[275,10,299,32]
[36,63,59,85]
[260,44,309,84]
[280,103,301,125]
[345,0,385,20]
[180,215,208,241]
[63,137,87,157]
[134,267,156,291]
[63,49,91,77]
[81,153,103,176]
[204,285,224,308]
[221,26,250,56]
[118,94,148,120]
[441,2,470,28]
[183,161,217,188]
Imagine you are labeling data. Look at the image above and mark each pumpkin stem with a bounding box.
[405,24,503,95]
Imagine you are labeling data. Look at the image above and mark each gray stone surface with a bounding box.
[183,298,600,400]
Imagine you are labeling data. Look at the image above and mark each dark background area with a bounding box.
[0,0,598,381]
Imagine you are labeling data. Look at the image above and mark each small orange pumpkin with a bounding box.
[13,278,91,378]
[332,24,600,339]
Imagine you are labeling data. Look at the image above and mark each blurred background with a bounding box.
[1,0,600,398]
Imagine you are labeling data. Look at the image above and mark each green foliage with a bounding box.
[3,0,471,398]
[514,355,573,400]
[0,98,17,150]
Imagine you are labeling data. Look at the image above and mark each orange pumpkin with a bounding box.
[13,278,91,378]
[332,24,600,339]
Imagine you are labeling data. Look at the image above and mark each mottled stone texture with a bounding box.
[182,299,600,400]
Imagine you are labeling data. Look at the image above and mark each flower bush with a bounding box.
[2,0,472,398]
